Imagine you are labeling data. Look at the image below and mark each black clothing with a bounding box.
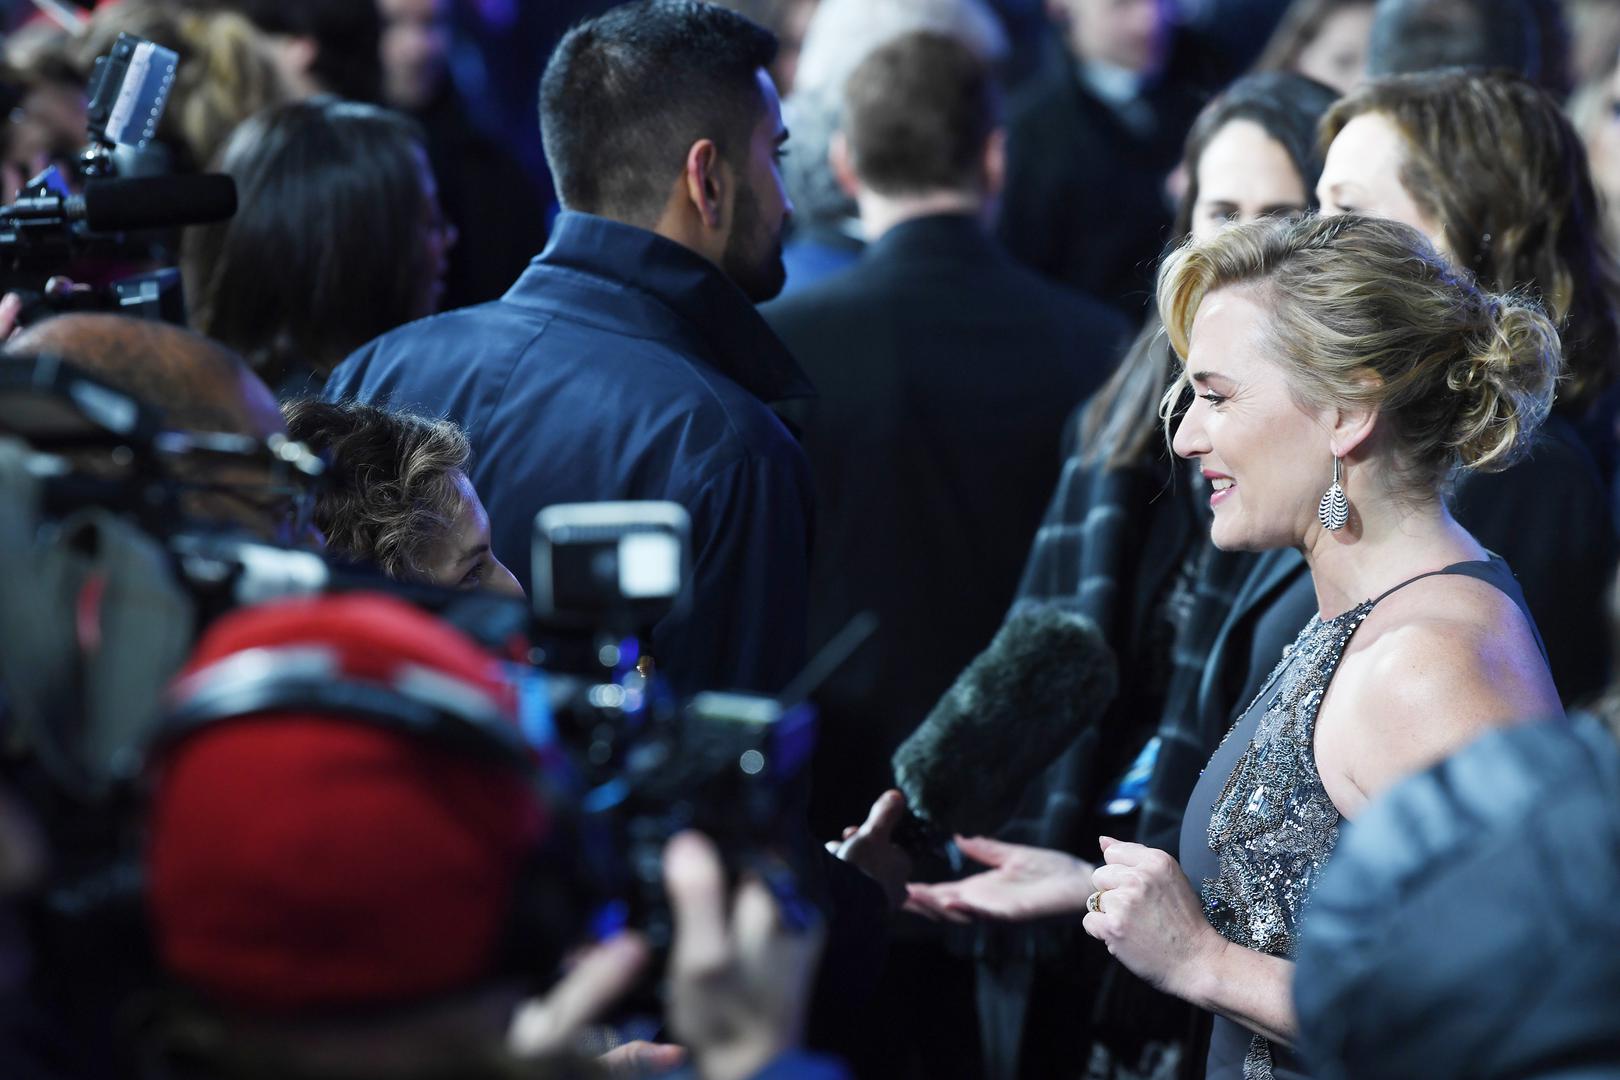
[995,59,1206,318]
[1450,415,1616,703]
[763,213,1129,838]
[767,212,1125,1080]
[972,379,1347,1078]
[410,87,548,310]
[972,436,1308,1079]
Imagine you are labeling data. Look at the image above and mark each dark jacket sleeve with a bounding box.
[654,451,812,697]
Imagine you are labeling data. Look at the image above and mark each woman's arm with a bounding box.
[1178,937,1298,1046]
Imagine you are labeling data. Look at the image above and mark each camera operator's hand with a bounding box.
[825,788,911,910]
[509,931,686,1076]
[0,293,21,340]
[664,831,824,1080]
[1,279,87,339]
[0,784,45,897]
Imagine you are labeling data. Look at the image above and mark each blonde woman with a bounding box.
[908,214,1563,1079]
[1312,68,1620,704]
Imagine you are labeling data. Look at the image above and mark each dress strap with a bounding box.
[1368,559,1491,607]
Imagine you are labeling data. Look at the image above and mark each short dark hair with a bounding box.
[1366,0,1536,81]
[539,0,778,225]
[182,99,431,388]
[841,31,997,197]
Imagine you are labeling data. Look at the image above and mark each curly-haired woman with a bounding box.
[281,399,520,597]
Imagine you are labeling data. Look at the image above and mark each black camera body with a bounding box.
[2,33,235,323]
[0,352,821,965]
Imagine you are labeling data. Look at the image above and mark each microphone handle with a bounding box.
[892,808,951,860]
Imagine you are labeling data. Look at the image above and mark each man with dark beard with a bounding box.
[327,0,811,697]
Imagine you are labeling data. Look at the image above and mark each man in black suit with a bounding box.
[763,30,1129,844]
[995,0,1214,317]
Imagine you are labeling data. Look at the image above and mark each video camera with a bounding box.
[0,352,843,958]
[1,33,238,324]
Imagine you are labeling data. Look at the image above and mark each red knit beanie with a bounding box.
[147,592,544,1012]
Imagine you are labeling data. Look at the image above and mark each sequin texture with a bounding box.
[1201,600,1371,1079]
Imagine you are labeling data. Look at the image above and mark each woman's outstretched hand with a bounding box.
[904,836,1095,923]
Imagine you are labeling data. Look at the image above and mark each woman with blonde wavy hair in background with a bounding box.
[1312,67,1620,703]
[75,0,288,174]
[909,214,1564,1080]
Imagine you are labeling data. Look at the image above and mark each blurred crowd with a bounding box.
[3,1,1620,1079]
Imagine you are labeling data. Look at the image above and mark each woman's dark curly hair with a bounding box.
[281,399,470,580]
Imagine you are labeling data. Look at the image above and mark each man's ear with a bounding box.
[283,34,319,77]
[681,139,729,231]
[982,127,1006,198]
[828,130,860,200]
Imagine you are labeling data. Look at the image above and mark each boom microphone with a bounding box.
[891,606,1117,839]
[80,174,238,231]
[2,175,238,234]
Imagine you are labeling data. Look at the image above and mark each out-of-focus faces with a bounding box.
[1292,2,1374,94]
[1172,286,1336,553]
[721,69,794,303]
[2,78,87,197]
[412,145,456,317]
[421,471,523,597]
[379,0,452,111]
[769,0,818,98]
[1584,53,1620,241]
[1055,0,1169,74]
[1189,119,1309,242]
[1316,111,1447,255]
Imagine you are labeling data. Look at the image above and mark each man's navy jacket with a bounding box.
[324,211,815,696]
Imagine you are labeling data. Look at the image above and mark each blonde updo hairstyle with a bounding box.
[1158,214,1560,497]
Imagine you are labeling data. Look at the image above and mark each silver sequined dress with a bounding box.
[1176,557,1530,1080]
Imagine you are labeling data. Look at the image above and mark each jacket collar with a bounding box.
[506,211,813,403]
[864,212,996,264]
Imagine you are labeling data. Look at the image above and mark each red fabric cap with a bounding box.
[148,593,542,1012]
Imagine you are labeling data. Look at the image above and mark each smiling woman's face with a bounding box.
[1171,286,1336,552]
[1316,111,1447,255]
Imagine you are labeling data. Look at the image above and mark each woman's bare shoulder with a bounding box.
[1319,572,1561,809]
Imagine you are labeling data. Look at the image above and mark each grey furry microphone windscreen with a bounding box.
[891,606,1118,838]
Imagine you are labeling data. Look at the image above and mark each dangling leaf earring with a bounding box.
[1318,456,1349,531]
